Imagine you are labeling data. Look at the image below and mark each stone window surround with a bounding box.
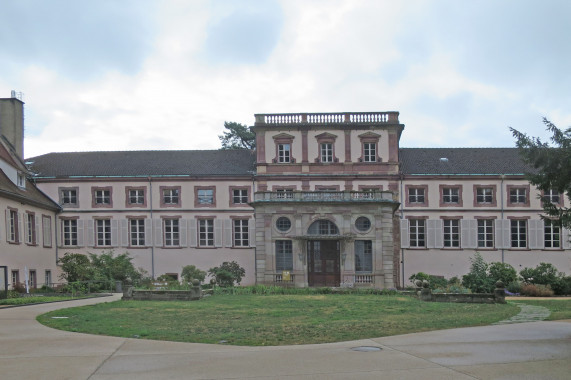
[439,184,463,207]
[405,185,429,207]
[405,216,428,249]
[229,186,250,207]
[314,132,339,163]
[357,132,381,163]
[60,216,79,247]
[160,186,181,208]
[94,217,112,247]
[272,133,296,163]
[91,186,113,208]
[541,189,563,206]
[507,216,530,250]
[473,185,497,207]
[24,210,37,246]
[127,216,147,248]
[231,216,251,248]
[194,186,217,208]
[58,186,79,208]
[7,207,20,244]
[161,215,182,248]
[440,216,463,249]
[507,184,531,207]
[196,216,216,248]
[125,186,147,208]
[474,216,497,250]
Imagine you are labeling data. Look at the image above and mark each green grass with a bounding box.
[511,299,571,320]
[0,295,89,306]
[38,294,520,346]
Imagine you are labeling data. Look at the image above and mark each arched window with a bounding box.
[307,220,339,235]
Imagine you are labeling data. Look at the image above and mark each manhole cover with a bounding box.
[351,346,382,352]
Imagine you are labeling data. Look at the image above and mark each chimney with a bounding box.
[0,91,25,159]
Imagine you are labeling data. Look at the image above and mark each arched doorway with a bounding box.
[307,220,340,287]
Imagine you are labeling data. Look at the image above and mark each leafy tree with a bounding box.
[208,261,246,287]
[218,121,256,150]
[510,118,571,228]
[520,262,569,295]
[181,265,206,284]
[462,252,494,293]
[488,262,517,286]
[58,253,93,282]
[89,251,142,284]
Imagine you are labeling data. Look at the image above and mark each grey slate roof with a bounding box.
[28,150,257,178]
[399,148,534,175]
[0,169,60,210]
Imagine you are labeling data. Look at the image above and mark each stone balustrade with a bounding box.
[254,112,399,126]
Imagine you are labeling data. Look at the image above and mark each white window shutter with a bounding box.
[224,219,233,247]
[35,215,40,245]
[249,218,256,247]
[154,218,163,247]
[495,219,511,249]
[111,220,119,247]
[144,218,153,246]
[23,214,30,243]
[427,219,443,248]
[86,219,93,247]
[214,219,223,247]
[179,219,187,247]
[400,219,410,249]
[461,219,478,249]
[19,212,24,243]
[188,218,197,247]
[562,228,571,249]
[528,219,544,249]
[5,210,9,241]
[77,219,86,247]
[120,219,128,247]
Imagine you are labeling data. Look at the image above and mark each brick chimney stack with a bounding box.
[0,91,25,159]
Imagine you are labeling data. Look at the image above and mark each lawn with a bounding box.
[0,295,90,306]
[38,294,521,346]
[510,299,571,320]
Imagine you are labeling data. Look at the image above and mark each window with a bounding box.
[127,188,145,206]
[544,223,561,248]
[233,219,249,247]
[25,212,35,245]
[443,219,460,247]
[130,219,145,246]
[7,209,18,243]
[195,187,215,207]
[232,189,248,204]
[308,220,339,235]
[320,143,333,163]
[543,189,560,205]
[199,219,214,247]
[508,186,528,206]
[409,219,425,248]
[276,188,294,199]
[11,270,19,288]
[17,172,26,188]
[42,215,52,247]
[93,188,111,206]
[162,187,180,206]
[29,270,36,289]
[62,219,78,246]
[408,187,425,204]
[276,217,292,232]
[511,220,527,248]
[363,142,376,162]
[476,188,493,203]
[278,143,291,163]
[355,240,373,273]
[439,185,462,207]
[96,219,111,246]
[60,188,78,207]
[355,217,371,232]
[477,219,494,248]
[164,219,180,247]
[45,270,52,286]
[275,240,293,271]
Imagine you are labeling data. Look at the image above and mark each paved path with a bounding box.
[1,295,570,380]
[493,302,551,324]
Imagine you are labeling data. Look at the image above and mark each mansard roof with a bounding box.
[399,147,534,175]
[28,149,257,178]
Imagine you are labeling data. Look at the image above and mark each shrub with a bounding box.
[409,272,448,290]
[208,261,246,287]
[488,262,517,285]
[58,253,93,282]
[181,265,206,284]
[520,284,554,297]
[462,252,494,293]
[506,281,522,294]
[519,262,569,295]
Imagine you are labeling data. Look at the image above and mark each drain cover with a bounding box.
[351,346,382,352]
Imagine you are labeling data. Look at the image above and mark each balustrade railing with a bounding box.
[255,112,398,125]
[274,273,296,284]
[342,274,375,285]
[254,191,393,202]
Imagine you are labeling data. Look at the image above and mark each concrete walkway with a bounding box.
[1,295,570,380]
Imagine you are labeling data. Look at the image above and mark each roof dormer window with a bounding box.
[17,172,26,189]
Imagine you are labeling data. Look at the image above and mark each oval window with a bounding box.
[355,216,371,232]
[276,217,292,232]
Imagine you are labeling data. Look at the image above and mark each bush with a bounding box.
[506,281,522,294]
[488,262,517,285]
[519,262,569,295]
[462,252,494,293]
[58,253,93,282]
[520,284,554,297]
[208,261,246,287]
[181,265,206,284]
[408,272,448,290]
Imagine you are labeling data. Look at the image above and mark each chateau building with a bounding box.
[1,94,569,290]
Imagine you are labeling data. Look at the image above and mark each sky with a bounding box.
[1,0,570,159]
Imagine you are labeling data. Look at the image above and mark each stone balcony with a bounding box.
[254,112,400,126]
[252,191,396,203]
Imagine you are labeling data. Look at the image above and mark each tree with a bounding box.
[218,121,256,150]
[89,251,142,284]
[462,252,494,293]
[181,265,206,284]
[58,253,93,282]
[208,261,246,287]
[510,118,571,228]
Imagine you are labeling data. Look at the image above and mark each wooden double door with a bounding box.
[307,240,340,287]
